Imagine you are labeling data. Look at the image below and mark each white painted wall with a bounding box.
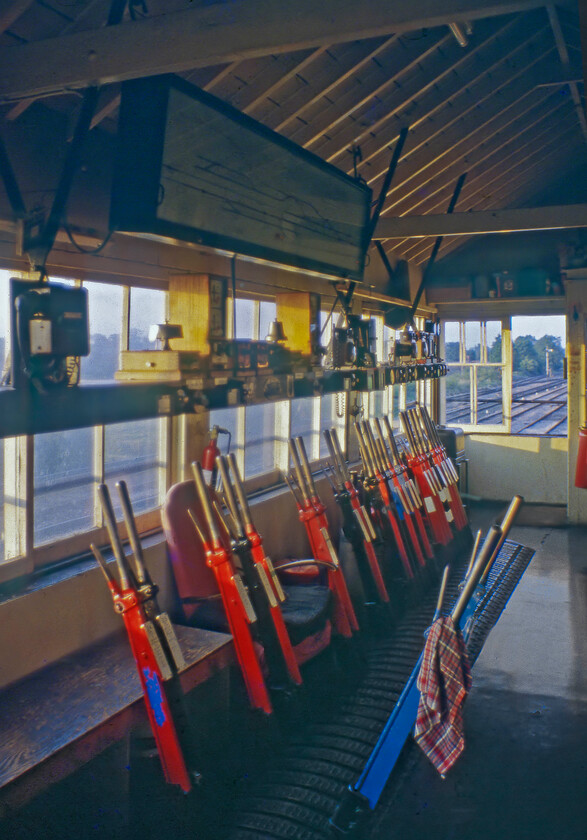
[0,542,173,691]
[465,434,568,504]
[0,479,342,690]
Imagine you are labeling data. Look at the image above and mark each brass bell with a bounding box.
[266,319,287,343]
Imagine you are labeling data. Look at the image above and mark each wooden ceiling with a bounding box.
[0,0,585,274]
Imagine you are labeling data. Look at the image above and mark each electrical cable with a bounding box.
[63,223,113,254]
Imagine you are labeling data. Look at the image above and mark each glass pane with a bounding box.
[511,315,566,435]
[208,407,241,461]
[368,389,386,420]
[259,301,277,342]
[235,298,256,339]
[82,281,123,382]
[291,397,317,458]
[129,287,166,350]
[0,440,4,562]
[464,322,481,361]
[319,394,345,457]
[486,321,502,361]
[443,321,460,364]
[0,270,9,377]
[370,316,383,363]
[382,325,394,364]
[390,384,401,429]
[405,381,417,405]
[320,309,334,350]
[34,428,95,545]
[245,403,276,477]
[445,365,473,425]
[104,419,163,518]
[477,367,503,424]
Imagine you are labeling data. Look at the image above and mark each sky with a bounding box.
[511,315,565,343]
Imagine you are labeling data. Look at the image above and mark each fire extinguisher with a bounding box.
[201,426,231,488]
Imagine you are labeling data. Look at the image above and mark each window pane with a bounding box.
[319,394,345,457]
[477,367,503,424]
[405,381,417,405]
[320,309,333,351]
[104,419,163,518]
[0,270,9,376]
[464,322,481,361]
[486,321,502,361]
[34,428,95,545]
[245,403,276,477]
[129,287,166,350]
[208,407,241,462]
[511,315,566,435]
[390,384,402,429]
[291,397,317,458]
[0,440,4,562]
[368,389,386,419]
[444,321,460,362]
[445,365,473,425]
[382,325,394,364]
[82,281,123,382]
[259,301,277,342]
[235,298,256,339]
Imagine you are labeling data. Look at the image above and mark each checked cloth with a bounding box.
[414,615,472,776]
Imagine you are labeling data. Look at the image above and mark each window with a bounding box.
[82,281,124,382]
[0,271,7,378]
[319,394,346,457]
[34,428,95,546]
[129,286,167,350]
[0,439,4,563]
[371,317,433,429]
[208,406,242,468]
[441,314,567,437]
[207,298,348,485]
[510,315,566,435]
[442,319,508,431]
[104,419,165,518]
[245,402,277,478]
[0,275,168,578]
[0,272,8,564]
[290,397,319,460]
[259,301,277,342]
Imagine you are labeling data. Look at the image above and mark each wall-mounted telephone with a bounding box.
[10,279,89,389]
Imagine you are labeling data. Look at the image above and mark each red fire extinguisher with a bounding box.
[201,426,230,488]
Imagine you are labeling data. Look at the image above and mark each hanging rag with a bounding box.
[414,615,472,776]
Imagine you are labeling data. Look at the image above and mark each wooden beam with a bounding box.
[375,204,587,239]
[0,0,549,102]
[0,0,34,36]
[580,0,587,109]
[547,4,587,143]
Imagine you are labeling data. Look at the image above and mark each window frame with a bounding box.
[439,316,511,433]
[0,272,170,584]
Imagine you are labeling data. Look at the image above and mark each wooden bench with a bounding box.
[0,625,233,818]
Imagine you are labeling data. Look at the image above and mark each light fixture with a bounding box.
[448,22,469,48]
[148,322,183,350]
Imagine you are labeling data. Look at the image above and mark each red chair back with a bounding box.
[161,480,220,619]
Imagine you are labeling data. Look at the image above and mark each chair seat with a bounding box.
[280,584,331,646]
[186,584,331,648]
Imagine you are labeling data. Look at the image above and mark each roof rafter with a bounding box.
[379,88,571,243]
[378,201,587,240]
[0,0,552,102]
